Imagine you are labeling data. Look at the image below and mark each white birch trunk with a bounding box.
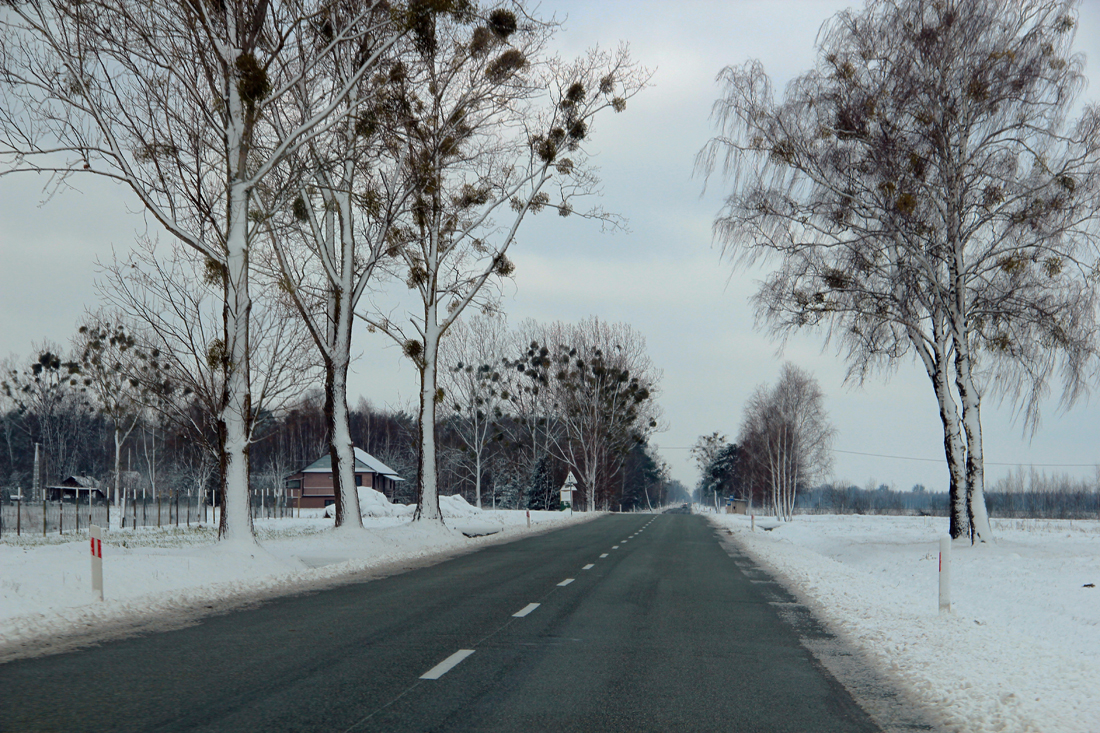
[933,344,969,539]
[954,343,993,543]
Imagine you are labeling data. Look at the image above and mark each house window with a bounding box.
[287,479,301,489]
[355,475,362,486]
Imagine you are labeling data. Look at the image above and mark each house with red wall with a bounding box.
[285,448,405,509]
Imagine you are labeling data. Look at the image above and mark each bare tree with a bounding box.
[1,345,94,492]
[0,0,405,540]
[738,364,833,521]
[72,317,161,509]
[691,431,727,495]
[260,8,424,529]
[699,0,1100,541]
[361,4,648,521]
[540,317,661,512]
[96,239,317,515]
[439,313,510,508]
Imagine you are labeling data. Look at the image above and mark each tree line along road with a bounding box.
[0,515,926,732]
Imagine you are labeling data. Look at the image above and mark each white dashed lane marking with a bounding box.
[512,603,540,618]
[582,564,594,570]
[558,578,575,587]
[421,650,475,680]
[600,553,608,558]
[612,545,619,549]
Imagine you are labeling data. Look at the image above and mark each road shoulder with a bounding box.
[709,517,943,733]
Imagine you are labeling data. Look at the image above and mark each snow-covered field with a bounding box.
[710,512,1100,733]
[0,489,596,662]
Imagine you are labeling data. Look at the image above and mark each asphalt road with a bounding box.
[1,515,885,733]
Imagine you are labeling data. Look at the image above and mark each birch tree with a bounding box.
[0,0,404,540]
[738,364,833,521]
[699,0,1100,541]
[362,4,647,521]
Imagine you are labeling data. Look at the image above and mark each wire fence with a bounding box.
[0,500,110,538]
[0,493,300,538]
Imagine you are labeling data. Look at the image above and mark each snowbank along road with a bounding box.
[0,515,934,732]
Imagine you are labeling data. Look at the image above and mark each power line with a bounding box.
[658,445,1097,468]
[833,448,1098,468]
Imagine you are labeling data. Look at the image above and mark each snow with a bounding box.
[348,487,478,519]
[710,512,1100,733]
[0,501,596,663]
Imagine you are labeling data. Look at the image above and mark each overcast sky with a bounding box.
[2,1,1099,493]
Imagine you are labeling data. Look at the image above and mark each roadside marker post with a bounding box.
[90,524,104,601]
[526,509,531,528]
[938,536,951,614]
[751,514,755,532]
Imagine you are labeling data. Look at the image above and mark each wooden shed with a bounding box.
[285,448,404,509]
[46,475,107,503]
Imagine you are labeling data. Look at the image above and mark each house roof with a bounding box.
[60,475,100,488]
[299,448,405,481]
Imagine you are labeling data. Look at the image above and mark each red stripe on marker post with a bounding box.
[90,525,104,601]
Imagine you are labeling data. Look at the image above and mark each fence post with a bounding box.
[90,524,104,601]
[939,536,952,614]
[59,500,63,535]
[43,499,47,537]
[16,497,21,536]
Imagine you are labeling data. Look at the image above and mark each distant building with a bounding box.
[46,475,107,503]
[725,499,749,515]
[285,448,405,509]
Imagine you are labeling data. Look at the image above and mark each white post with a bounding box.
[90,524,104,601]
[751,514,755,532]
[939,536,951,614]
[526,509,531,528]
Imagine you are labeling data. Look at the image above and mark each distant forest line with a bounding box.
[788,479,1100,520]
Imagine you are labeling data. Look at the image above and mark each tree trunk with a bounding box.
[217,177,254,543]
[933,349,969,539]
[416,309,443,522]
[953,344,993,543]
[474,447,482,509]
[326,288,363,529]
[113,426,123,512]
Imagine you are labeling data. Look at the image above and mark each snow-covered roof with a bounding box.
[299,448,405,481]
[51,475,101,488]
[352,448,404,481]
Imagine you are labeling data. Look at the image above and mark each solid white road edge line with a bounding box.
[558,578,575,587]
[582,564,594,570]
[421,649,476,680]
[513,603,540,618]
